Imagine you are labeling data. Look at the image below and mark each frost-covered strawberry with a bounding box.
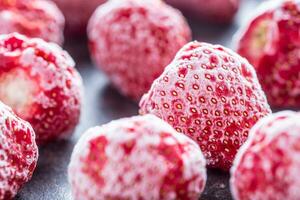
[52,0,105,35]
[68,115,207,200]
[0,33,83,144]
[88,0,191,100]
[231,111,300,200]
[140,41,271,170]
[0,0,65,45]
[236,0,300,108]
[0,101,38,200]
[165,0,240,24]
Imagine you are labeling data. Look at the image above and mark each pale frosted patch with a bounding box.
[69,115,206,200]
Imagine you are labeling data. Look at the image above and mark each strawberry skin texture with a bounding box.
[236,0,300,108]
[88,0,191,101]
[52,0,105,35]
[165,0,240,24]
[0,101,38,200]
[231,111,300,200]
[140,41,271,171]
[0,33,83,144]
[0,0,65,45]
[69,115,207,200]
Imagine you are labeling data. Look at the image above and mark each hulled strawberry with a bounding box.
[0,33,83,144]
[52,0,106,35]
[69,115,206,200]
[0,101,38,200]
[0,0,65,45]
[165,0,240,24]
[236,0,300,108]
[231,111,300,200]
[88,0,191,101]
[140,41,271,170]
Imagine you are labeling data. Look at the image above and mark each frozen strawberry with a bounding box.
[230,111,300,200]
[165,0,240,24]
[140,41,271,170]
[52,0,105,35]
[0,33,83,144]
[68,114,207,200]
[88,0,191,100]
[0,0,65,45]
[0,101,38,199]
[236,0,300,108]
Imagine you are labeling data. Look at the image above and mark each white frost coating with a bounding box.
[87,0,190,99]
[231,111,300,200]
[69,114,206,200]
[0,0,64,44]
[0,101,38,199]
[0,33,83,142]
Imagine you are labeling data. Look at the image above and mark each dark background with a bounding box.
[16,0,260,199]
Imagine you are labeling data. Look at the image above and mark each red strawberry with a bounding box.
[139,41,271,170]
[231,111,300,200]
[165,0,240,24]
[68,114,207,200]
[0,0,65,45]
[236,0,300,108]
[52,0,106,36]
[87,0,191,101]
[0,33,83,144]
[0,101,38,199]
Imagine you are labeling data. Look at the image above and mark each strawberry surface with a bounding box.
[68,115,207,200]
[0,33,83,144]
[88,0,191,101]
[165,0,240,24]
[140,41,271,170]
[0,101,38,200]
[231,111,300,200]
[236,0,300,108]
[0,0,65,45]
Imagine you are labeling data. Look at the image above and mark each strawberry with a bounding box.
[231,111,300,200]
[236,0,300,108]
[68,114,207,200]
[52,0,105,36]
[0,33,83,144]
[139,41,271,170]
[87,0,191,101]
[0,0,65,45]
[0,101,38,200]
[165,0,240,24]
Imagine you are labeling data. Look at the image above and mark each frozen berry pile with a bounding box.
[68,115,207,200]
[88,0,191,100]
[0,33,83,144]
[0,0,65,45]
[0,0,299,199]
[0,101,38,199]
[236,0,300,108]
[231,111,300,200]
[140,41,271,170]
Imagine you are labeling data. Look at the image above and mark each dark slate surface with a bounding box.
[15,0,260,199]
